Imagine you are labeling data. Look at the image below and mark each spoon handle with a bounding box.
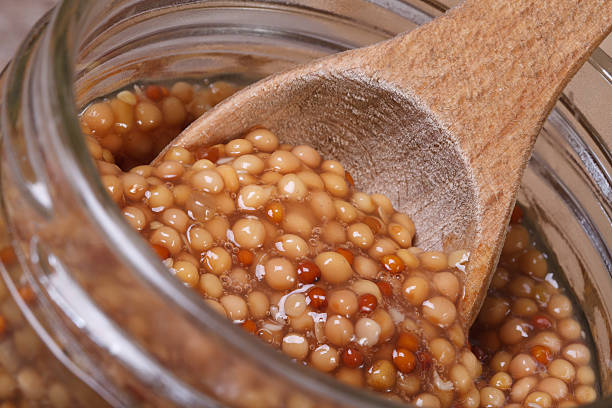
[373,0,612,193]
[360,0,612,323]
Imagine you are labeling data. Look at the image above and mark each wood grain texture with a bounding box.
[367,0,612,324]
[161,0,612,326]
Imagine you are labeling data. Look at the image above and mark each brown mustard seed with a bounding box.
[241,320,257,335]
[531,345,553,365]
[345,171,355,187]
[342,346,363,369]
[358,294,378,314]
[307,287,328,310]
[150,243,170,260]
[336,248,354,265]
[392,348,416,374]
[145,85,163,101]
[237,249,254,266]
[397,332,420,352]
[376,281,393,298]
[195,145,222,163]
[296,261,321,284]
[0,315,6,337]
[265,202,285,224]
[381,254,405,274]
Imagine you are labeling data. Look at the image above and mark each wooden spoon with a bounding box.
[157,0,612,325]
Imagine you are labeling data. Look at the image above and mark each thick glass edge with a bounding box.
[590,48,612,86]
[0,8,137,407]
[558,94,612,184]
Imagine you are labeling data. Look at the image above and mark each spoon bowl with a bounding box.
[156,0,612,324]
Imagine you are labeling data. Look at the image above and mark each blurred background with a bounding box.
[2,0,610,69]
[0,0,56,69]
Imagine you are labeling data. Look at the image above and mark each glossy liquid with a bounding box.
[79,79,600,408]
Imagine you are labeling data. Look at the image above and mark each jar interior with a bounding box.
[2,0,610,407]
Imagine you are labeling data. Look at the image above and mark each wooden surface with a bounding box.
[167,0,612,326]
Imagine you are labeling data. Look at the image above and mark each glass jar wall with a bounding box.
[0,1,610,407]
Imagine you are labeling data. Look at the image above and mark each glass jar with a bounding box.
[0,0,610,407]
